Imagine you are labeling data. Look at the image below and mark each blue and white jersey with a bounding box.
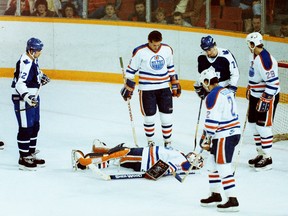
[198,47,239,88]
[248,49,280,98]
[140,146,190,173]
[125,43,176,91]
[204,86,241,139]
[11,52,42,97]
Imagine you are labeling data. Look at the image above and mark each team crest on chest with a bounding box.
[150,55,165,70]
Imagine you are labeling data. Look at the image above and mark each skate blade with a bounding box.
[255,165,272,171]
[217,206,239,212]
[19,165,37,171]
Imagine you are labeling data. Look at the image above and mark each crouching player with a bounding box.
[198,69,241,212]
[71,140,203,180]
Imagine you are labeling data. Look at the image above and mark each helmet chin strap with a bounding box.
[28,50,37,59]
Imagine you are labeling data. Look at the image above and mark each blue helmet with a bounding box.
[26,37,43,51]
[200,35,215,51]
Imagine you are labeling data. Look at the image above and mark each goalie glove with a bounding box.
[170,75,181,97]
[41,73,50,85]
[22,93,38,107]
[256,92,273,112]
[199,130,211,151]
[194,83,207,100]
[120,79,135,101]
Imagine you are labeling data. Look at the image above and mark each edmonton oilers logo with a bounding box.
[249,67,255,77]
[150,55,165,70]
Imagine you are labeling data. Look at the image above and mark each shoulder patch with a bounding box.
[206,86,223,109]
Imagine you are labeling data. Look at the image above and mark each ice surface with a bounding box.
[0,78,287,216]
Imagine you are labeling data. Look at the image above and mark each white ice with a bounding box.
[0,78,287,216]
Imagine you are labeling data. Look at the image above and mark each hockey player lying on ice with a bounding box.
[72,140,204,180]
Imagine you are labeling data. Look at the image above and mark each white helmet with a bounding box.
[246,32,263,48]
[199,68,218,89]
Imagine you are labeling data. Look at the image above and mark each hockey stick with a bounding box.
[119,57,138,147]
[16,84,42,112]
[194,99,203,151]
[173,149,203,183]
[233,106,249,174]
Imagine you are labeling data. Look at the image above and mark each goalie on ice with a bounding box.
[71,140,204,180]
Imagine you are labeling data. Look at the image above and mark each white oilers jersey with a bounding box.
[140,146,188,173]
[198,47,239,88]
[248,49,280,98]
[204,86,241,139]
[125,43,176,91]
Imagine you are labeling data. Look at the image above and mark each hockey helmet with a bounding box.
[26,37,43,52]
[246,32,263,48]
[199,68,218,88]
[200,35,215,51]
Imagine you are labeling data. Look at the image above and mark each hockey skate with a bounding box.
[31,150,45,167]
[19,156,37,171]
[248,155,263,167]
[254,156,272,171]
[71,150,85,171]
[200,192,222,207]
[164,141,172,149]
[217,197,239,212]
[0,141,4,150]
[148,141,155,147]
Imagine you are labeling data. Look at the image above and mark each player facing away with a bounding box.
[194,35,240,99]
[120,30,181,149]
[245,32,280,171]
[11,37,50,171]
[198,69,241,212]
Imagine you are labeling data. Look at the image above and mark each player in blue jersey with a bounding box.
[194,35,240,99]
[120,30,181,149]
[11,37,50,171]
[198,68,241,212]
[245,32,280,171]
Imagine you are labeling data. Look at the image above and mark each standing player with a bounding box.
[245,32,280,170]
[198,69,241,212]
[120,30,181,149]
[11,37,50,171]
[194,35,240,99]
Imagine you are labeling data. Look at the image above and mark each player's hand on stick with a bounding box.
[120,79,135,101]
[199,130,211,151]
[23,93,38,107]
[194,83,207,99]
[41,73,50,85]
[170,75,181,97]
[256,92,273,112]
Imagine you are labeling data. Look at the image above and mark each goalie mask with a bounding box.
[186,152,204,169]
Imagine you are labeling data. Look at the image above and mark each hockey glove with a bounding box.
[194,83,207,100]
[227,85,237,95]
[120,79,135,101]
[41,73,50,86]
[246,85,251,100]
[199,130,211,151]
[170,75,181,97]
[256,92,273,112]
[23,93,38,107]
